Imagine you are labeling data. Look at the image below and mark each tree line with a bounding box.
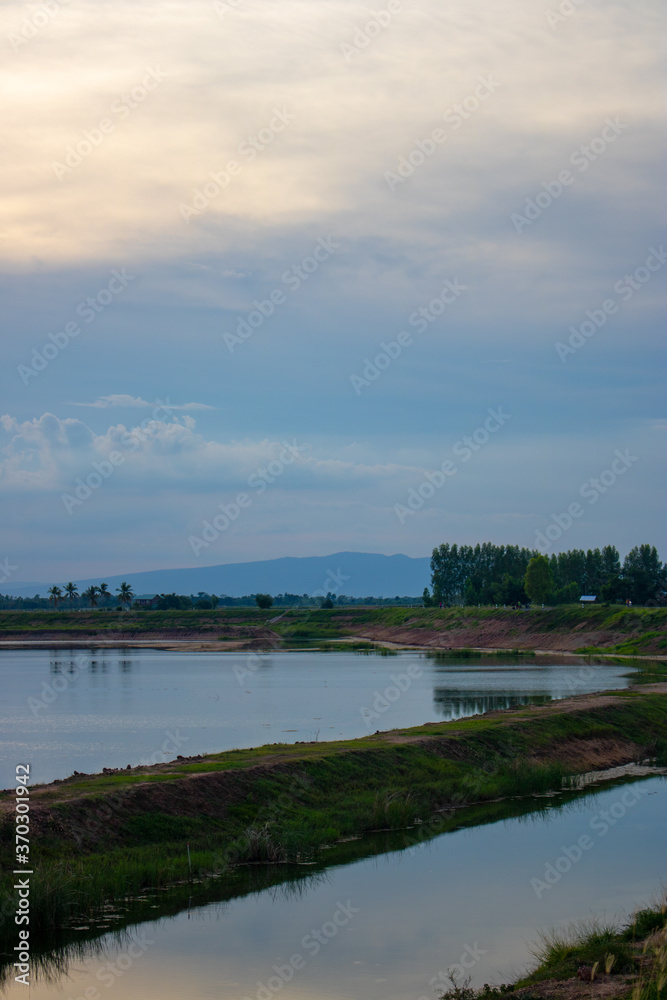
[425,542,666,607]
[0,589,428,611]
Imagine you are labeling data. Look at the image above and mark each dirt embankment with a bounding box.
[353,620,665,653]
[5,685,665,851]
[1,606,665,653]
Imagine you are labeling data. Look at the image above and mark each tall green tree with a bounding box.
[524,556,554,604]
[490,574,527,606]
[82,585,99,608]
[601,545,621,583]
[64,582,78,608]
[116,582,134,609]
[99,583,110,604]
[584,548,604,593]
[48,585,63,609]
[622,545,666,604]
[255,593,273,610]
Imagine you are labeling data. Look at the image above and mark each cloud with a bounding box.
[0,412,419,494]
[67,395,216,411]
[0,0,662,269]
[1,410,663,579]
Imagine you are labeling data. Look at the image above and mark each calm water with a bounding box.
[3,777,665,999]
[0,649,634,787]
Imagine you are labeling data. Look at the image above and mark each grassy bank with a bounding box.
[1,687,666,962]
[0,604,665,654]
[438,901,667,1000]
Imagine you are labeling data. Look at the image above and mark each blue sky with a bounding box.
[0,0,664,583]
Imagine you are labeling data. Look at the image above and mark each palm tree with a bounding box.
[82,585,99,609]
[64,582,78,609]
[117,582,134,610]
[99,583,110,604]
[48,585,63,609]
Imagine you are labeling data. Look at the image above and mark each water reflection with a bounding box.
[2,777,664,998]
[0,649,639,788]
[432,689,552,717]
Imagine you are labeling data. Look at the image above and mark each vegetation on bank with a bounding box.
[1,690,666,963]
[0,602,666,648]
[437,902,667,1000]
[427,542,666,607]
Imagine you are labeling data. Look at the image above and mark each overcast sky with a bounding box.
[0,0,664,584]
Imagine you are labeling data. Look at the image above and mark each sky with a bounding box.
[0,0,664,585]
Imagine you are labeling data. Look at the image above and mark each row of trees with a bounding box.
[45,582,135,609]
[426,542,666,607]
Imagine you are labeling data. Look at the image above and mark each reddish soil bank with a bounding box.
[352,621,665,653]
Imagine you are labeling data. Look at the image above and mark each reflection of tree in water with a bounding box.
[0,867,331,989]
[432,689,552,718]
[48,655,136,676]
[0,925,139,990]
[266,869,331,903]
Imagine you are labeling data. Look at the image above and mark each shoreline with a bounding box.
[0,605,665,658]
[1,685,666,970]
[0,637,665,659]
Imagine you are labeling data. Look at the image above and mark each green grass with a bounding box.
[524,919,636,981]
[517,902,667,987]
[2,605,666,643]
[434,902,667,1000]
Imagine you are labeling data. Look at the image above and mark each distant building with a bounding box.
[580,595,597,606]
[134,595,160,608]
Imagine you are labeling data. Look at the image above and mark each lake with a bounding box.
[2,775,664,999]
[0,648,635,788]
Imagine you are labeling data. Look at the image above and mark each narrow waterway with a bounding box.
[3,776,664,1000]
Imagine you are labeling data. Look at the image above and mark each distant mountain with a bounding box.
[9,552,431,599]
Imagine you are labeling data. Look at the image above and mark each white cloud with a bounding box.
[0,412,421,494]
[67,395,216,411]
